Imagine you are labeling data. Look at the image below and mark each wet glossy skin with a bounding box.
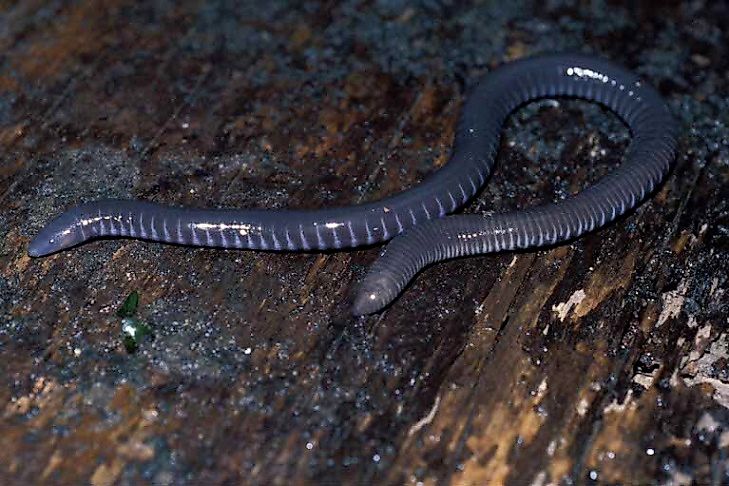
[29,54,679,315]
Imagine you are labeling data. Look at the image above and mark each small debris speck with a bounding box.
[116,291,139,318]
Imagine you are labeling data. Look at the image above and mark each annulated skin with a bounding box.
[28,54,679,316]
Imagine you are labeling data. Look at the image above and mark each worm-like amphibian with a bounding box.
[28,54,679,316]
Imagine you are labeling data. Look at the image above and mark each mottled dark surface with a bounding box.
[1,1,728,484]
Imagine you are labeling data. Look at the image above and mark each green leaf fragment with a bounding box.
[121,317,153,353]
[122,333,139,353]
[117,291,140,318]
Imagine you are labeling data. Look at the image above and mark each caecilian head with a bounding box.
[28,208,87,257]
[351,273,400,316]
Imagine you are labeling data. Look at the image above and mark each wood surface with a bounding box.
[1,1,728,484]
